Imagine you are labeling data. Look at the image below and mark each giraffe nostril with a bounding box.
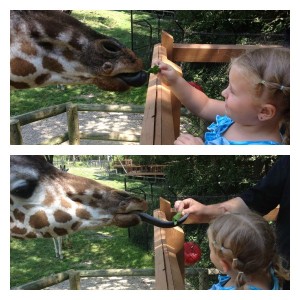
[119,201,127,208]
[102,62,113,74]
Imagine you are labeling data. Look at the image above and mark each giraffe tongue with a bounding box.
[118,71,147,87]
[137,212,189,228]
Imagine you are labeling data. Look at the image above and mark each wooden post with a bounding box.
[68,269,81,290]
[154,198,185,289]
[140,43,182,145]
[10,119,23,145]
[66,102,80,145]
[161,30,174,61]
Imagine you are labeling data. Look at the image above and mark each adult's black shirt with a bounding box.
[239,155,290,267]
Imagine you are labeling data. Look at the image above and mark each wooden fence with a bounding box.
[10,103,145,145]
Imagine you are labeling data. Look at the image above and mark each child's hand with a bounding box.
[154,61,179,85]
[174,133,204,145]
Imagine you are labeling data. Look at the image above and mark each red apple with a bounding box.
[184,241,201,266]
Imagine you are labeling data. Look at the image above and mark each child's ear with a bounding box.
[258,104,276,121]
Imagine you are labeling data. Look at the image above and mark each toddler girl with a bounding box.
[157,47,290,145]
[207,212,289,289]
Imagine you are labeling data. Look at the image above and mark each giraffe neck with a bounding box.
[10,11,147,91]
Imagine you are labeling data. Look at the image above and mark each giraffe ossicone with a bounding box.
[10,155,148,239]
[10,11,147,91]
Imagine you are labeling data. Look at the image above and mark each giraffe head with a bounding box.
[10,11,147,91]
[10,155,148,239]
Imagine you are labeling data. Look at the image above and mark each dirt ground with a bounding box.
[20,111,143,145]
[44,276,155,290]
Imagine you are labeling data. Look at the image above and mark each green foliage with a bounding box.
[176,10,289,44]
[165,155,277,200]
[146,65,160,74]
[10,84,147,116]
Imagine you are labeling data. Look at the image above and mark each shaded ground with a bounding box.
[44,276,155,290]
[21,111,143,145]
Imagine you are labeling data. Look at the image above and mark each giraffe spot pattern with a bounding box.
[35,73,51,85]
[26,232,37,238]
[42,56,65,73]
[61,198,72,208]
[76,208,91,220]
[29,210,50,229]
[10,57,37,76]
[20,41,37,56]
[71,221,82,231]
[88,198,101,208]
[54,209,72,223]
[42,232,52,238]
[92,192,104,200]
[53,227,68,236]
[11,226,27,235]
[10,81,30,89]
[63,48,75,60]
[37,41,54,51]
[42,192,55,206]
[13,209,25,223]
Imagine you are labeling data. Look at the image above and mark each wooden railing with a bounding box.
[154,198,185,289]
[10,103,144,145]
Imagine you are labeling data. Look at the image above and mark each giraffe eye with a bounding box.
[11,180,38,199]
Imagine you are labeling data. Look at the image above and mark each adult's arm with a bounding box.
[175,196,250,224]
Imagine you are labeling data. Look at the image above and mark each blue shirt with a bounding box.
[204,115,281,145]
[209,269,280,290]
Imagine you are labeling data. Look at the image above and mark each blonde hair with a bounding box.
[207,212,289,289]
[231,47,290,144]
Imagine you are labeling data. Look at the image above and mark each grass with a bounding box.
[10,227,154,288]
[10,166,156,288]
[10,10,150,116]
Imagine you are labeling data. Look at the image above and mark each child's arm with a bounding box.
[157,61,226,122]
[174,133,204,145]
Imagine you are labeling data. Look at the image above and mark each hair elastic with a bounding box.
[261,80,266,85]
[280,85,285,91]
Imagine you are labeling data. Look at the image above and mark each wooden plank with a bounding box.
[66,103,80,145]
[161,30,174,61]
[140,73,158,144]
[154,199,185,289]
[140,43,161,144]
[171,93,181,139]
[159,197,172,221]
[161,83,175,144]
[154,82,162,144]
[172,43,281,62]
[168,251,185,289]
[165,227,185,284]
[154,209,169,289]
[141,43,182,145]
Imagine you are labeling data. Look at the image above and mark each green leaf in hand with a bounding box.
[172,212,182,225]
[147,65,160,74]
